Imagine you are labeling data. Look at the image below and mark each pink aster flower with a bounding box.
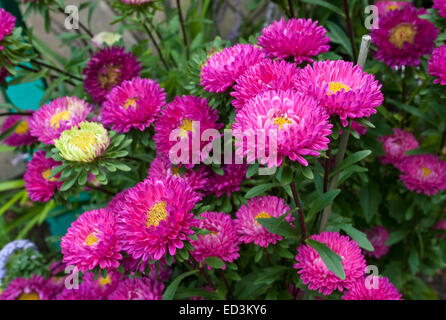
[117,176,200,262]
[121,256,172,282]
[434,218,446,230]
[0,276,53,300]
[61,208,122,273]
[29,96,91,145]
[371,6,438,68]
[204,163,248,198]
[294,231,367,295]
[342,276,402,300]
[1,112,36,146]
[56,285,100,300]
[235,196,293,248]
[364,226,390,259]
[379,128,419,167]
[433,0,446,18]
[295,60,384,127]
[190,211,240,268]
[24,150,63,202]
[107,277,164,300]
[351,122,368,136]
[375,1,412,16]
[101,77,166,133]
[399,154,446,196]
[200,44,266,93]
[428,44,446,86]
[80,270,122,299]
[106,188,130,215]
[83,46,141,103]
[233,89,332,167]
[148,154,209,194]
[258,18,330,63]
[231,59,300,111]
[0,8,15,51]
[153,95,223,168]
[119,0,152,4]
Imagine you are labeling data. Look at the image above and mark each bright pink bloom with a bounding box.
[231,59,300,111]
[204,163,248,198]
[342,276,402,300]
[153,95,223,168]
[106,188,130,215]
[80,270,122,299]
[375,1,413,16]
[0,276,53,300]
[29,96,91,145]
[371,6,438,68]
[233,89,332,167]
[24,150,63,202]
[117,176,200,262]
[1,112,36,146]
[107,277,163,300]
[61,208,122,272]
[351,122,368,136]
[0,8,15,50]
[364,226,390,259]
[200,44,266,93]
[399,154,446,196]
[433,0,446,18]
[294,231,367,295]
[56,285,100,300]
[190,211,240,268]
[101,77,166,133]
[235,196,293,248]
[295,60,383,127]
[379,128,419,167]
[258,18,330,63]
[428,44,446,86]
[83,46,141,103]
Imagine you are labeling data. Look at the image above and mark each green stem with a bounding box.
[141,20,170,71]
[30,59,84,82]
[343,0,357,62]
[176,0,189,60]
[288,0,295,18]
[290,180,306,242]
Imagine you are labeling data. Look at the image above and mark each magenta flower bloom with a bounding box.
[295,60,383,127]
[1,112,36,147]
[371,6,438,68]
[106,188,130,215]
[83,46,141,103]
[428,44,446,86]
[117,176,200,262]
[351,122,368,136]
[119,0,152,4]
[190,211,240,268]
[0,8,15,50]
[375,1,412,16]
[61,208,122,273]
[153,95,223,168]
[342,276,402,300]
[204,163,248,198]
[379,129,419,168]
[433,0,446,18]
[233,89,332,167]
[258,18,330,63]
[200,44,266,93]
[148,155,209,194]
[434,219,446,230]
[0,276,53,300]
[235,196,293,248]
[294,231,367,295]
[56,285,100,300]
[399,154,446,196]
[29,96,91,145]
[24,150,63,202]
[108,277,164,300]
[101,77,166,133]
[231,59,300,111]
[364,226,390,259]
[80,270,122,299]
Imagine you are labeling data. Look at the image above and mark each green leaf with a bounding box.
[306,239,346,280]
[326,21,352,57]
[162,270,199,300]
[246,163,259,178]
[257,214,298,239]
[60,171,81,192]
[300,166,314,180]
[408,250,419,275]
[203,257,224,269]
[339,224,374,251]
[358,181,381,223]
[0,190,27,217]
[301,0,345,17]
[245,183,279,199]
[0,179,24,192]
[332,150,372,175]
[307,189,341,217]
[386,230,408,246]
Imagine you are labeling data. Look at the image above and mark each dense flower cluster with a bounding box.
[0,8,15,50]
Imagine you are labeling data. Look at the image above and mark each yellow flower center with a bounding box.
[98,65,120,91]
[15,121,29,134]
[146,201,168,228]
[17,292,40,300]
[328,82,351,96]
[123,98,138,109]
[98,275,111,286]
[421,167,431,177]
[386,4,400,11]
[85,233,98,246]
[179,118,194,137]
[50,110,72,129]
[41,169,57,182]
[71,131,97,153]
[171,166,180,176]
[255,211,271,224]
[389,23,417,49]
[273,116,292,130]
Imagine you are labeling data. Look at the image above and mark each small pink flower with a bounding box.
[379,129,419,168]
[428,44,446,86]
[364,226,390,259]
[1,112,36,147]
[0,276,53,300]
